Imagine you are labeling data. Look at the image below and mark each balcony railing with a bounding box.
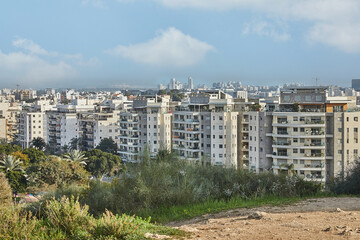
[273,141,291,146]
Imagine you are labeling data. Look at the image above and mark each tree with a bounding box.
[96,138,118,154]
[0,155,27,193]
[84,149,123,179]
[11,151,30,168]
[0,144,22,155]
[27,157,89,189]
[31,137,46,150]
[69,137,85,151]
[63,150,87,166]
[22,148,46,164]
[0,155,24,173]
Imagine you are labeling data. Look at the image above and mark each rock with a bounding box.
[248,211,267,220]
[244,222,252,225]
[336,208,343,212]
[322,226,332,232]
[144,233,171,239]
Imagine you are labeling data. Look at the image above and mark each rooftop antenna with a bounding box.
[314,77,319,86]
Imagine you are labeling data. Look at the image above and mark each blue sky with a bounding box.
[1,0,360,89]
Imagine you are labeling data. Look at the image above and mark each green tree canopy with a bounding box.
[62,150,87,165]
[22,148,46,164]
[27,157,89,189]
[0,144,22,155]
[95,138,118,154]
[84,149,122,179]
[31,137,46,150]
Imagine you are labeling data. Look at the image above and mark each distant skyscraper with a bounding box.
[188,77,194,90]
[352,79,360,90]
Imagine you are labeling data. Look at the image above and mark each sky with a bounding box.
[1,0,360,89]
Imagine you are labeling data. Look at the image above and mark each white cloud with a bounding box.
[0,50,74,84]
[106,27,214,67]
[243,21,290,42]
[0,39,100,86]
[13,38,58,56]
[148,0,360,53]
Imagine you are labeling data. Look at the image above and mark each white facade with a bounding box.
[18,111,46,149]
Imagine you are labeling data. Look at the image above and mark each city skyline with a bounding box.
[1,1,360,88]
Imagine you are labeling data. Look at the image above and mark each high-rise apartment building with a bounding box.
[172,90,239,167]
[118,95,172,162]
[18,111,46,149]
[246,86,360,183]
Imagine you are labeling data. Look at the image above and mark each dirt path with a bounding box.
[169,197,360,239]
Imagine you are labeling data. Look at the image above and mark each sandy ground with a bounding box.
[169,197,360,240]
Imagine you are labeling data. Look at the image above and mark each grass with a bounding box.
[136,194,324,224]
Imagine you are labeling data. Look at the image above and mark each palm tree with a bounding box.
[31,137,46,150]
[62,150,87,166]
[0,155,24,172]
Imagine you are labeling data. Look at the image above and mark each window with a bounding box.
[293,159,298,164]
[293,117,298,121]
[207,135,210,138]
[338,117,343,121]
[355,138,358,143]
[300,117,305,121]
[338,150,342,154]
[293,149,298,153]
[347,117,349,122]
[207,144,210,147]
[300,149,305,154]
[300,128,305,132]
[154,141,157,144]
[300,138,305,143]
[219,144,223,148]
[294,127,298,132]
[213,135,215,139]
[355,128,358,133]
[154,125,157,128]
[219,116,223,121]
[219,126,223,130]
[293,138,298,143]
[219,135,223,139]
[300,160,305,164]
[355,117,359,122]
[219,154,223,158]
[354,149,358,155]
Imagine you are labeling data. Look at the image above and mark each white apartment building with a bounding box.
[244,87,360,184]
[46,104,94,151]
[173,90,239,167]
[18,111,46,149]
[78,111,119,150]
[118,96,172,162]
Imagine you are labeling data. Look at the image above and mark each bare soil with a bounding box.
[169,197,360,239]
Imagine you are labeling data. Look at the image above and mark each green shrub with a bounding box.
[81,152,321,217]
[330,159,360,195]
[93,210,139,239]
[0,206,67,240]
[44,196,93,239]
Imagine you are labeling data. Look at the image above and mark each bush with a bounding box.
[0,172,12,207]
[44,196,93,239]
[2,196,179,239]
[93,211,139,239]
[81,152,321,217]
[330,159,360,195]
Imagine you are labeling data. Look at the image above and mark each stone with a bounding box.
[248,211,267,220]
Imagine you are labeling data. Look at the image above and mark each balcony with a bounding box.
[273,141,291,146]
